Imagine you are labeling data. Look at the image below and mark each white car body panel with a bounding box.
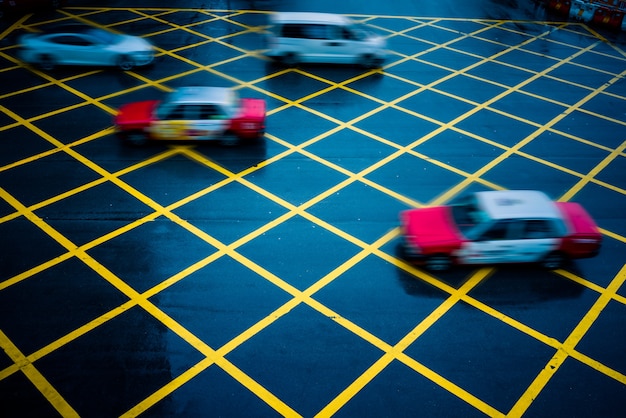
[18,26,154,69]
[457,238,559,264]
[266,12,387,65]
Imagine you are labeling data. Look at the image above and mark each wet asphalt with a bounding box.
[1,0,626,417]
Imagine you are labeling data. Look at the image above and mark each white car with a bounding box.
[265,12,387,68]
[17,24,154,70]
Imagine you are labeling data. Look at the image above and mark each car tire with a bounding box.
[117,55,135,71]
[38,54,56,71]
[541,251,564,270]
[425,254,452,272]
[121,131,148,146]
[282,52,298,67]
[220,131,239,146]
[360,54,376,68]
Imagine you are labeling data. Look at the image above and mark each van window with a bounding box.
[280,24,329,40]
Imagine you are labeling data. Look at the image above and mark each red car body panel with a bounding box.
[229,98,266,139]
[114,97,266,140]
[114,100,158,131]
[556,202,602,258]
[401,206,465,255]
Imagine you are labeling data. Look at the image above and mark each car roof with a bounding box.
[474,190,561,220]
[270,12,351,25]
[165,87,237,106]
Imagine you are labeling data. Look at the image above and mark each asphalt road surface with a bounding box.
[1,1,625,417]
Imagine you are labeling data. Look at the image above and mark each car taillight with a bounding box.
[240,122,258,130]
[572,238,600,245]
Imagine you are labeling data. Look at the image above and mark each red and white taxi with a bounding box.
[114,86,266,145]
[400,190,602,271]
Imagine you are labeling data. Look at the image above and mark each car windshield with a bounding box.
[347,24,372,41]
[86,28,119,44]
[450,195,490,236]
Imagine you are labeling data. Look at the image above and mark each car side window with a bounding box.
[52,35,93,46]
[281,24,305,38]
[478,221,510,241]
[523,220,555,239]
[341,27,361,41]
[304,24,329,40]
[199,104,224,120]
[164,105,186,120]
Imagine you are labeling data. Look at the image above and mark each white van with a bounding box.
[265,12,387,68]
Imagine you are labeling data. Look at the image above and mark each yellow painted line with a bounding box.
[399,353,506,417]
[599,227,626,244]
[120,357,215,417]
[0,51,118,117]
[508,263,626,416]
[1,172,302,416]
[1,10,625,417]
[0,330,79,417]
[318,268,498,417]
[216,358,303,417]
[569,349,626,385]
[560,138,626,201]
[0,252,73,292]
[0,13,31,40]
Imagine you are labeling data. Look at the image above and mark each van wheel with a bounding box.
[282,52,299,66]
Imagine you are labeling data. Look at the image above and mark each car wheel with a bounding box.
[282,52,298,67]
[38,54,55,71]
[360,54,376,68]
[220,131,239,146]
[121,131,148,146]
[541,251,564,270]
[118,55,135,71]
[425,255,452,272]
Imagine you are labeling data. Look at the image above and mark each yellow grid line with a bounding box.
[1,8,625,417]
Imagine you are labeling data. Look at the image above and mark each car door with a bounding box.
[49,34,94,65]
[182,104,229,140]
[509,219,559,262]
[150,104,189,140]
[456,219,520,264]
[301,24,334,62]
[321,25,354,63]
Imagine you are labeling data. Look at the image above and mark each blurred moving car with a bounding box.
[17,23,154,70]
[265,12,387,68]
[0,0,64,19]
[114,86,266,145]
[400,190,602,271]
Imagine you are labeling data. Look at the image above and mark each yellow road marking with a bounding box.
[0,330,79,417]
[508,264,626,416]
[2,9,626,417]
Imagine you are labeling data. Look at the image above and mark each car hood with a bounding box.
[401,206,464,247]
[114,100,159,126]
[116,35,154,52]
